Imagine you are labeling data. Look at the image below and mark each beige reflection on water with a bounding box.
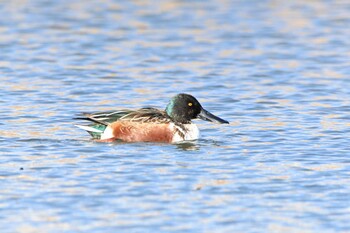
[1,1,349,231]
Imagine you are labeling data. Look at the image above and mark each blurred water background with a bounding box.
[1,0,350,232]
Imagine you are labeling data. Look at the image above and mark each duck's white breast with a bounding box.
[170,123,199,143]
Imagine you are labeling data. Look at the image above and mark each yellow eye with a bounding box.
[188,102,193,106]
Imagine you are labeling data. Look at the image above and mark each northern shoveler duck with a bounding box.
[75,93,229,143]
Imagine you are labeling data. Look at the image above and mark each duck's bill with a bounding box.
[198,109,229,124]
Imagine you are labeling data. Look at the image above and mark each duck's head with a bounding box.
[165,93,229,124]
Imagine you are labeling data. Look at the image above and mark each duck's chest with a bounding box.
[170,123,199,143]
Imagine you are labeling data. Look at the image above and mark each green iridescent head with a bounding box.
[165,93,229,124]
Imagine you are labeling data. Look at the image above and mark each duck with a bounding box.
[75,93,228,143]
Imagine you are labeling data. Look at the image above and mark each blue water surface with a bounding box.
[1,1,350,232]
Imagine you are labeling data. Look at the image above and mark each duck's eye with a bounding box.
[188,102,193,107]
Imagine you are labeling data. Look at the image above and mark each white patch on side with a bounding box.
[75,125,102,133]
[100,126,114,140]
[170,123,199,143]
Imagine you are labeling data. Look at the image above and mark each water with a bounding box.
[1,0,350,232]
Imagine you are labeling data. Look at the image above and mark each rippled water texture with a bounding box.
[1,1,350,232]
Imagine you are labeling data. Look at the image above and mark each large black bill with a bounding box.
[198,109,229,124]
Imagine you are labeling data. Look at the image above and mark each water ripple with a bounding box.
[1,0,350,232]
